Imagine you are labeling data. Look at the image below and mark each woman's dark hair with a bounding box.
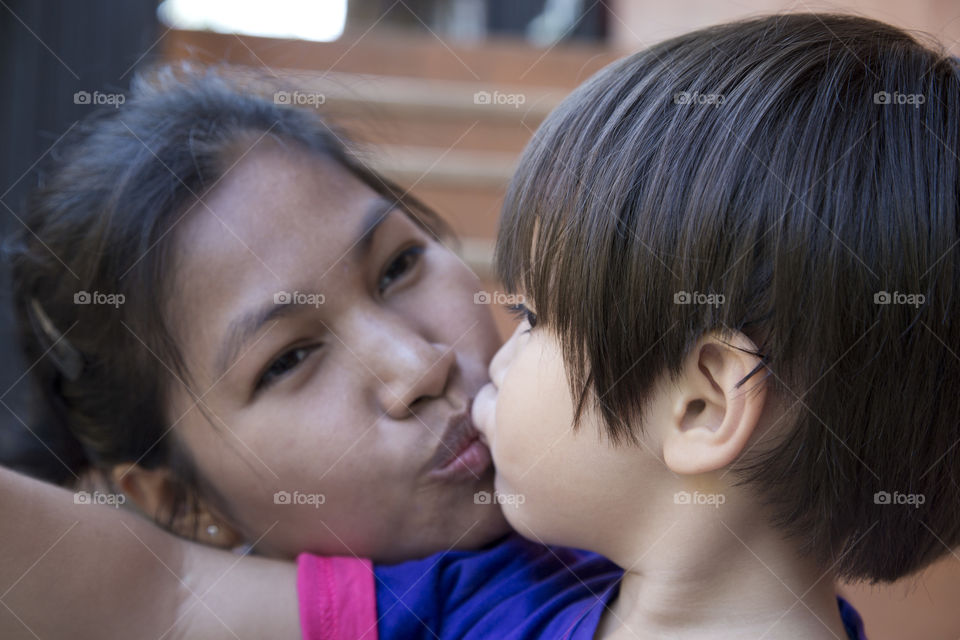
[5,64,451,532]
[498,13,960,582]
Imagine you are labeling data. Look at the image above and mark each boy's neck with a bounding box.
[595,500,850,639]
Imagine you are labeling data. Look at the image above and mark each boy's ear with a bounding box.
[111,463,243,548]
[662,331,767,475]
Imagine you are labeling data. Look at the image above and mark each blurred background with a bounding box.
[2,1,959,637]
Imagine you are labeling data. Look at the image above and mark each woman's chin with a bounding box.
[466,474,513,542]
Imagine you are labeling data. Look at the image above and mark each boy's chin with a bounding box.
[499,496,594,551]
[502,508,577,551]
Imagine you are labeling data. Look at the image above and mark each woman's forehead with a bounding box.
[164,144,394,351]
[174,143,383,274]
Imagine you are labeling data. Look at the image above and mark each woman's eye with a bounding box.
[379,245,424,293]
[257,345,317,390]
[507,303,538,329]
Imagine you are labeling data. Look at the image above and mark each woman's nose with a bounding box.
[375,337,457,419]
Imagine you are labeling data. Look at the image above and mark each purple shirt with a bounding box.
[299,534,868,639]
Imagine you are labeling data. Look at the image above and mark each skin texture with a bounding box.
[473,314,852,638]
[117,138,509,563]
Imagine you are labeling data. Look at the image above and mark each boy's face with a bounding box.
[473,312,664,551]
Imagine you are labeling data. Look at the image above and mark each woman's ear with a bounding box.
[662,331,767,475]
[111,463,244,549]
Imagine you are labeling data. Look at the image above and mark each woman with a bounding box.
[8,63,508,561]
[1,64,514,637]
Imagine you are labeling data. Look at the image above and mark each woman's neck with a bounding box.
[595,507,850,639]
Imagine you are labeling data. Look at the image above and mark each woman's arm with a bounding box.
[0,464,300,639]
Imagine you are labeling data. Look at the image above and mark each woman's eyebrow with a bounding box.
[214,301,305,381]
[354,195,400,259]
[211,196,401,381]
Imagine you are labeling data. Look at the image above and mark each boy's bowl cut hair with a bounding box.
[497,13,960,583]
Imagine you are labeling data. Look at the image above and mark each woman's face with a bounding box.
[165,140,508,562]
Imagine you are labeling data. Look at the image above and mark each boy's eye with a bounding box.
[379,245,424,293]
[257,345,319,390]
[507,303,538,329]
[525,309,538,328]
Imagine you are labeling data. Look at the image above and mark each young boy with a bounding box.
[300,11,960,640]
[468,11,959,640]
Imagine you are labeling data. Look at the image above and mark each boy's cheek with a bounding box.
[488,324,528,386]
[486,333,574,482]
[491,367,546,471]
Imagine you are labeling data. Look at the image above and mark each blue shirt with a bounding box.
[375,534,867,639]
